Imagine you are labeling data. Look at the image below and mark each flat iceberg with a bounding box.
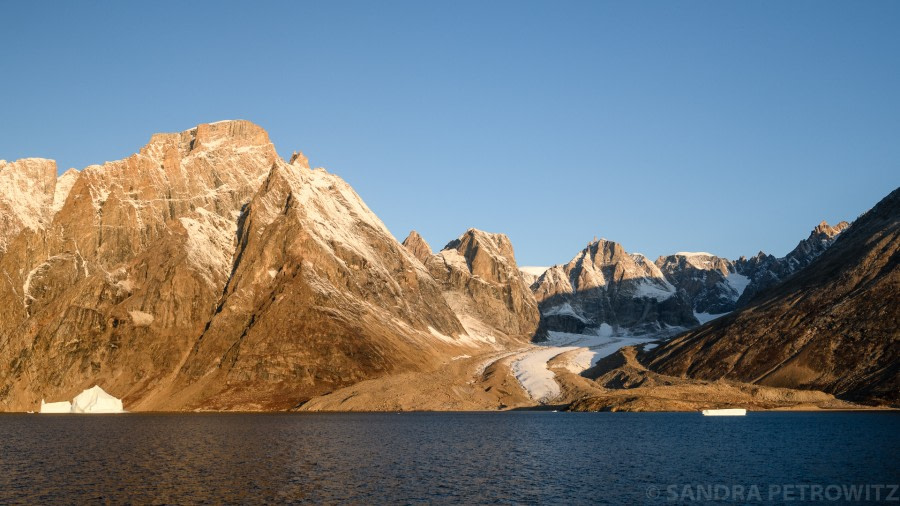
[39,385,125,414]
[39,400,72,413]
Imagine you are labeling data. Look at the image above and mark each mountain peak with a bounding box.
[141,120,273,161]
[289,151,310,169]
[812,220,850,238]
[442,229,518,281]
[402,230,433,264]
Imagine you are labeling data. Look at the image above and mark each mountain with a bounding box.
[405,228,541,343]
[734,220,849,306]
[0,121,280,410]
[531,239,697,336]
[646,188,899,405]
[0,121,484,411]
[0,158,59,253]
[401,230,433,264]
[655,221,848,318]
[0,119,890,412]
[655,252,749,315]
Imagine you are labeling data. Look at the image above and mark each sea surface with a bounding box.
[0,412,897,504]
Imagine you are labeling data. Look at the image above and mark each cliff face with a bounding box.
[0,121,278,410]
[163,159,469,410]
[733,220,849,306]
[646,189,899,406]
[0,158,59,253]
[654,252,746,315]
[405,229,541,344]
[401,230,433,264]
[530,239,697,336]
[0,121,471,411]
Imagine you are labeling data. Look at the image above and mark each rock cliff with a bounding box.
[646,189,899,405]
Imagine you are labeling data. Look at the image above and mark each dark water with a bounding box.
[0,412,897,504]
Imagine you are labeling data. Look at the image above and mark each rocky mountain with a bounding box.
[734,220,849,306]
[0,119,890,412]
[654,221,848,318]
[655,252,749,315]
[529,219,853,339]
[646,188,899,405]
[530,239,697,336]
[401,230,433,264]
[0,158,59,253]
[404,229,541,343]
[0,121,495,411]
[1,121,281,411]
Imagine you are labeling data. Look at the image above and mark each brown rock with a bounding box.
[425,229,541,343]
[401,230,433,264]
[0,158,58,253]
[647,188,900,406]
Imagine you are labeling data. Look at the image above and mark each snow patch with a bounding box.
[519,266,550,276]
[725,272,750,297]
[52,169,79,214]
[179,207,236,285]
[632,279,675,301]
[541,302,587,321]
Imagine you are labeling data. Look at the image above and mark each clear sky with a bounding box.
[2,1,898,266]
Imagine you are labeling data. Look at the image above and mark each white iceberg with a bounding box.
[72,385,124,413]
[39,385,125,414]
[39,400,72,413]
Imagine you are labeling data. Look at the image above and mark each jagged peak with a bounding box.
[288,151,310,169]
[811,220,850,238]
[441,228,520,280]
[582,237,626,263]
[402,230,433,263]
[585,236,615,247]
[445,228,514,254]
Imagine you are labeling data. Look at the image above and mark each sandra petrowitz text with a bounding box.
[644,483,899,502]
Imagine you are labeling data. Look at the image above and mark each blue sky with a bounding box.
[2,1,897,265]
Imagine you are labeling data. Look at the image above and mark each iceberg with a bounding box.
[701,408,747,416]
[38,385,125,414]
[72,385,124,413]
[39,400,72,413]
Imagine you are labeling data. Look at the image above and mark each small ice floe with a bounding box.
[39,385,125,414]
[701,408,746,416]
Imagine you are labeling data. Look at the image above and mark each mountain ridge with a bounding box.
[0,120,892,411]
